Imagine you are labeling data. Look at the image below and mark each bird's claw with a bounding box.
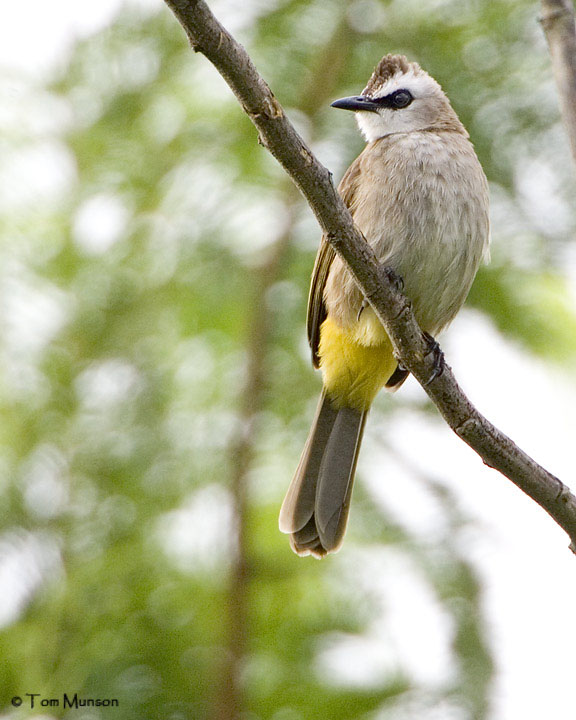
[383,266,404,293]
[357,299,369,321]
[422,332,444,385]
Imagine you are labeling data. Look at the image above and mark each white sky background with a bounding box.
[2,2,576,719]
[0,2,123,76]
[365,314,576,720]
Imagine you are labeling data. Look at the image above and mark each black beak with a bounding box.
[330,95,380,113]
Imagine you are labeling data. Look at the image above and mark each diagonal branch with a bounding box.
[163,0,576,553]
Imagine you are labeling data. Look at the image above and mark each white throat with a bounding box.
[356,112,396,142]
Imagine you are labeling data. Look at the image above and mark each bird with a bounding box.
[279,54,490,558]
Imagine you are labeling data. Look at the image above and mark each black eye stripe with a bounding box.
[370,89,414,109]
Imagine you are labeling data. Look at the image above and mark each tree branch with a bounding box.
[163,0,576,553]
[540,0,576,165]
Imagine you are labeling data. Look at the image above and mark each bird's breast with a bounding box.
[325,131,490,337]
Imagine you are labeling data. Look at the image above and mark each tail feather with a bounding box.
[279,391,367,558]
[279,391,338,534]
[315,406,367,548]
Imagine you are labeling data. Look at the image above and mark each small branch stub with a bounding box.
[540,0,576,165]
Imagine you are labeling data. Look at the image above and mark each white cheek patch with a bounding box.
[355,70,442,141]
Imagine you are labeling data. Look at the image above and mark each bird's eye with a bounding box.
[391,90,413,108]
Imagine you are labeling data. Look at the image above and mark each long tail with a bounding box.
[279,390,367,558]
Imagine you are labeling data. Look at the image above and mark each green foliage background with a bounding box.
[1,1,575,718]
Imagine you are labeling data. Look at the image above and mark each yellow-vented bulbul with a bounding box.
[279,55,490,558]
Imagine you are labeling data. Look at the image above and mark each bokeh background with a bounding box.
[2,0,576,718]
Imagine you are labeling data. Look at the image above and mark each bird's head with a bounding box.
[331,54,466,142]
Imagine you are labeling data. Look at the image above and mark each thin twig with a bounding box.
[163,0,576,553]
[540,0,576,165]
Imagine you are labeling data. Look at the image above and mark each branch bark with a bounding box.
[163,0,576,553]
[540,0,576,165]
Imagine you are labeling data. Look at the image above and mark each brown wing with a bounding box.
[307,239,334,367]
[307,154,365,367]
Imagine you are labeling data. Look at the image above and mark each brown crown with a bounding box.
[363,54,423,96]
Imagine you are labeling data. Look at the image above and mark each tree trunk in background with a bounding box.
[211,228,292,720]
[210,13,355,717]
